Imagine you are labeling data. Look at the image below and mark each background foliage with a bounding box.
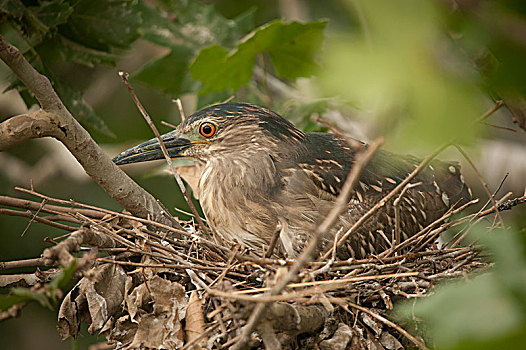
[1,0,525,349]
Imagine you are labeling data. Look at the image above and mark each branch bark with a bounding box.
[0,34,172,225]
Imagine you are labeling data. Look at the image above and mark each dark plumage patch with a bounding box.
[296,132,471,210]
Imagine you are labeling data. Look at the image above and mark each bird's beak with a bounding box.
[113,130,191,165]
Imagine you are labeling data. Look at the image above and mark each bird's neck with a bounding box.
[197,151,282,248]
[198,151,280,198]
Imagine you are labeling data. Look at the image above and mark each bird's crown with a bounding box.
[178,102,305,143]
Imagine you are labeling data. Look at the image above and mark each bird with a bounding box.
[113,102,472,259]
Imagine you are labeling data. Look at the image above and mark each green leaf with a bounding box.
[60,0,141,51]
[2,0,71,41]
[139,0,252,50]
[133,48,198,95]
[136,0,199,50]
[154,0,246,48]
[36,37,118,67]
[0,288,53,311]
[190,20,327,94]
[31,0,73,29]
[49,259,76,292]
[136,2,258,95]
[190,44,253,94]
[0,0,27,18]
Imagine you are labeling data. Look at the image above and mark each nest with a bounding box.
[3,187,522,350]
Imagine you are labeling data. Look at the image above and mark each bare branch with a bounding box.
[0,34,173,225]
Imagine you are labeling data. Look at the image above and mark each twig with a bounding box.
[21,198,47,237]
[173,98,186,122]
[344,302,429,350]
[0,195,105,219]
[192,271,418,303]
[474,100,503,124]
[156,199,184,231]
[0,208,76,232]
[312,114,364,150]
[264,224,282,258]
[161,120,178,129]
[482,122,517,132]
[309,228,342,277]
[0,35,173,225]
[454,144,504,227]
[119,72,208,232]
[0,258,47,271]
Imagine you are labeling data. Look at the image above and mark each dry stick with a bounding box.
[447,193,517,249]
[321,143,450,261]
[482,122,517,132]
[343,302,429,350]
[160,120,178,129]
[155,199,184,231]
[191,270,418,302]
[21,198,47,237]
[454,144,504,228]
[381,199,479,259]
[443,177,510,250]
[232,272,419,297]
[475,100,503,124]
[173,98,186,122]
[96,258,225,271]
[0,195,105,219]
[264,225,282,258]
[0,208,76,232]
[406,198,465,253]
[309,227,342,277]
[209,245,240,287]
[0,257,47,271]
[13,187,223,253]
[470,172,509,218]
[231,138,384,350]
[312,114,364,149]
[118,72,207,232]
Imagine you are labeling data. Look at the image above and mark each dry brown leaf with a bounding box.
[185,290,207,349]
[57,264,126,340]
[319,323,354,350]
[124,276,187,349]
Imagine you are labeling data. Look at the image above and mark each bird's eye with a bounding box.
[199,122,216,138]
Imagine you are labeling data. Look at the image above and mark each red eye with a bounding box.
[199,122,216,137]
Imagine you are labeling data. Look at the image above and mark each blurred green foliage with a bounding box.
[397,226,526,349]
[319,0,487,150]
[0,260,76,311]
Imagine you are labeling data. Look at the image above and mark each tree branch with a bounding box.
[0,34,173,225]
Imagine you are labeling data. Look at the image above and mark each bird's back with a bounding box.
[275,132,472,258]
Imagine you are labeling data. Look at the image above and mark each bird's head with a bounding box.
[113,102,305,165]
